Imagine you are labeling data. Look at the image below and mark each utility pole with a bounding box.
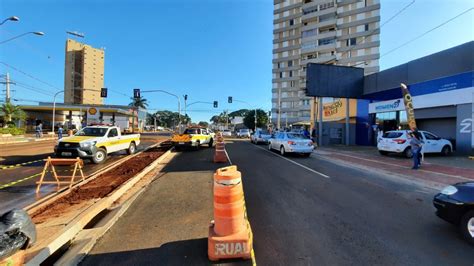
[277,87,281,130]
[1,73,15,103]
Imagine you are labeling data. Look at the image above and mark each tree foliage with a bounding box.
[1,102,26,126]
[243,109,268,130]
[148,110,190,128]
[198,121,209,127]
[129,96,149,109]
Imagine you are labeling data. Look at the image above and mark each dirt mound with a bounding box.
[32,147,168,224]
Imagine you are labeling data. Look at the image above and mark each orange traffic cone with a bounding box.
[214,142,228,163]
[208,166,253,261]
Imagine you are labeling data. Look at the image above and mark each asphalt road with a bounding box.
[81,139,473,265]
[0,132,171,214]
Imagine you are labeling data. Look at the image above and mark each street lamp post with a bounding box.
[141,89,181,132]
[52,90,64,134]
[0,16,19,25]
[0,31,44,45]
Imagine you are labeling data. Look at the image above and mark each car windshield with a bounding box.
[383,132,404,138]
[287,133,308,139]
[184,128,199,134]
[240,129,249,132]
[75,127,108,137]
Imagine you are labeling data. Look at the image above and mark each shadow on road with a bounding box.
[82,238,251,266]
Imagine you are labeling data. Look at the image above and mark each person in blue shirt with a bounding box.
[58,125,64,139]
[303,127,310,139]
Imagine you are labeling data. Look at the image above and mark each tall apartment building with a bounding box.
[272,0,380,126]
[64,39,105,105]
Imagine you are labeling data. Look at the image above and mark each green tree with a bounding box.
[1,102,26,127]
[243,109,268,130]
[129,96,149,109]
[129,96,148,132]
[228,109,250,118]
[152,110,189,128]
[198,121,209,127]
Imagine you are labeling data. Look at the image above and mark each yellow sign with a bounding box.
[88,107,98,115]
[317,99,357,122]
[401,83,417,130]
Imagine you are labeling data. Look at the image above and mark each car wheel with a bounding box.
[460,210,474,245]
[379,150,388,156]
[441,145,451,156]
[195,141,200,150]
[280,146,285,156]
[127,142,136,155]
[208,138,214,148]
[303,153,311,158]
[404,148,413,158]
[92,148,107,164]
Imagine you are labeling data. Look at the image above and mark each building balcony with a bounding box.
[300,55,337,66]
[301,41,336,54]
[302,7,336,22]
[302,30,336,43]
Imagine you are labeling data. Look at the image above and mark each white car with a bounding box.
[251,129,272,144]
[237,129,251,138]
[377,130,453,158]
[268,132,314,157]
[222,130,232,137]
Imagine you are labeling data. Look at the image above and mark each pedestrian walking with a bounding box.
[58,125,64,139]
[35,123,43,138]
[409,131,423,170]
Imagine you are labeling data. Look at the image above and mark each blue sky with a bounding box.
[1,0,473,123]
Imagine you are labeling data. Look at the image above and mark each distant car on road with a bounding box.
[236,128,251,138]
[377,130,453,158]
[171,127,215,150]
[268,132,314,157]
[251,129,272,144]
[433,182,474,244]
[222,130,232,137]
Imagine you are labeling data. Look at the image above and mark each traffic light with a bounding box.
[184,94,188,101]
[100,88,107,98]
[213,101,218,108]
[228,96,232,103]
[133,88,140,99]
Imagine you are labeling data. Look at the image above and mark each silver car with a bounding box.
[237,128,251,138]
[251,129,272,144]
[268,132,314,157]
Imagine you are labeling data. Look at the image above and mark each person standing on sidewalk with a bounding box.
[410,131,423,170]
[35,123,43,138]
[58,125,64,139]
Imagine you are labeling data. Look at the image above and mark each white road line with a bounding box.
[251,143,330,179]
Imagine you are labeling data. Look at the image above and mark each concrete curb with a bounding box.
[24,148,174,265]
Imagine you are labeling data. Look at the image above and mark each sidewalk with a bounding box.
[0,134,57,145]
[317,145,474,189]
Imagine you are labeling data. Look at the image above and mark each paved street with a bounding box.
[0,132,171,213]
[82,140,474,265]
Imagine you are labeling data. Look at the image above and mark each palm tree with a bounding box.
[1,102,26,127]
[129,96,148,132]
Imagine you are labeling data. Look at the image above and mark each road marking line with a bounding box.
[251,144,330,179]
[0,169,75,189]
[328,152,473,181]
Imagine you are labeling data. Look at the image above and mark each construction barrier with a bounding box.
[36,157,85,194]
[214,134,228,163]
[208,165,253,261]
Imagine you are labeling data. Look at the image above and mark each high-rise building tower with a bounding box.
[64,39,105,105]
[272,0,380,126]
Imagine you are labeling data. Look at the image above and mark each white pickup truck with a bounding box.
[55,126,141,164]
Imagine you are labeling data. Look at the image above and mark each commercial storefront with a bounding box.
[359,42,473,154]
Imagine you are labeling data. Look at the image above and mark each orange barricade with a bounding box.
[208,166,253,261]
[36,157,85,194]
[216,132,224,143]
[214,142,228,163]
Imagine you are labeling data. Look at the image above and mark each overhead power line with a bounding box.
[380,7,474,58]
[0,61,62,92]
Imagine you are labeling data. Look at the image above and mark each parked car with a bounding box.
[377,130,453,158]
[433,182,474,244]
[251,129,272,144]
[237,128,251,138]
[268,132,314,157]
[222,130,232,137]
